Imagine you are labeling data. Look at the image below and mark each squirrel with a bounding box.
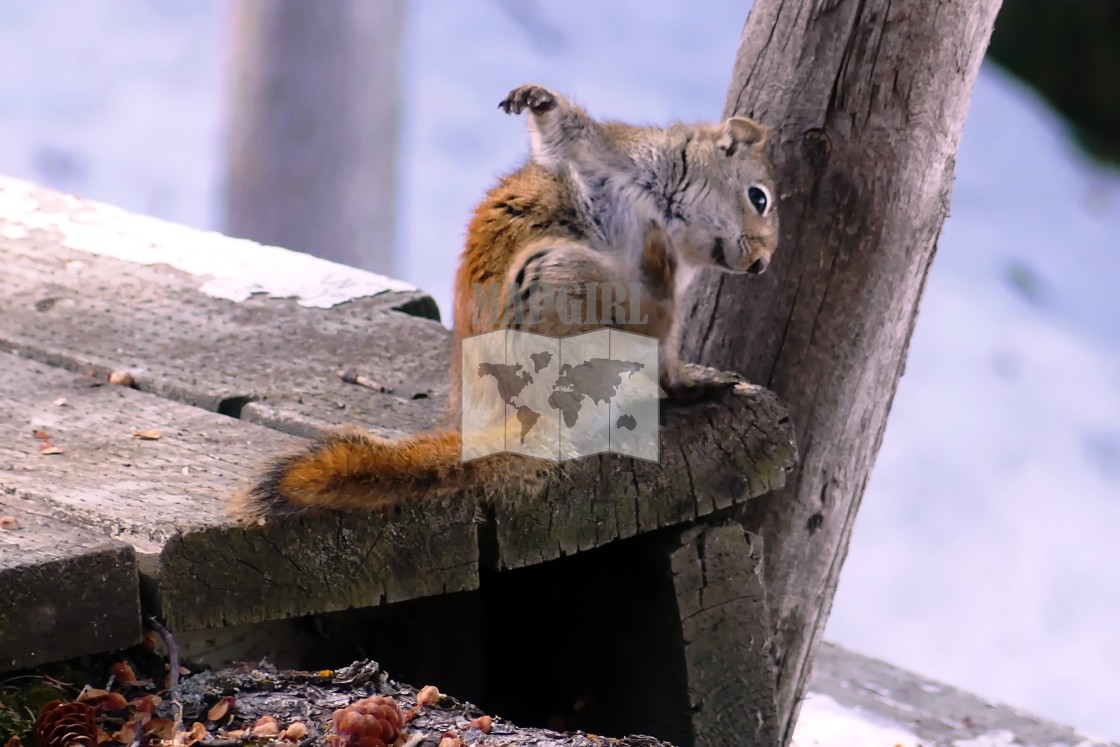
[229,83,779,522]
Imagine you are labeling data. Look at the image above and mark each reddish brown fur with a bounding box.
[231,164,582,521]
[449,163,588,414]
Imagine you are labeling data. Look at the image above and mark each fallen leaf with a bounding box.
[130,694,162,713]
[75,685,129,714]
[77,686,112,702]
[96,727,112,744]
[4,736,22,747]
[438,737,461,747]
[54,397,68,407]
[280,722,308,741]
[97,692,130,712]
[0,516,20,530]
[31,428,49,440]
[251,715,280,737]
[131,429,162,441]
[218,729,245,740]
[110,661,138,684]
[468,715,493,733]
[146,718,176,741]
[206,695,235,722]
[173,721,207,747]
[107,371,135,387]
[112,722,138,745]
[39,443,63,455]
[416,685,441,706]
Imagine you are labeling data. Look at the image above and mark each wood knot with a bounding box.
[801,128,832,172]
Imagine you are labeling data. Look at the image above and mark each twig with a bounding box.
[0,673,73,690]
[336,369,392,393]
[145,617,180,694]
[146,616,183,735]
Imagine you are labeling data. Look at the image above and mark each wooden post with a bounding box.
[677,1,1004,743]
[223,0,404,275]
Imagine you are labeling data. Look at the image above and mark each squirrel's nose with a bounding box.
[747,258,767,275]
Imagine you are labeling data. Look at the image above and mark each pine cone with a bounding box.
[332,695,405,747]
[34,700,97,747]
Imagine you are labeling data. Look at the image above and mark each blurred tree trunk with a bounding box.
[988,0,1120,165]
[224,0,404,275]
[678,1,1003,743]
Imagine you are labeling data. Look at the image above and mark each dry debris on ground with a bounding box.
[1,647,675,747]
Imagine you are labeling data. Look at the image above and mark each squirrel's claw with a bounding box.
[499,84,558,116]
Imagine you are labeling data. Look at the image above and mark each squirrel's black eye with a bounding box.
[747,185,769,216]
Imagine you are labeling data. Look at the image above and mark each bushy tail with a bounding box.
[230,427,552,523]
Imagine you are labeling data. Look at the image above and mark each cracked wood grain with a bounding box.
[669,523,775,747]
[678,0,1004,742]
[490,367,797,570]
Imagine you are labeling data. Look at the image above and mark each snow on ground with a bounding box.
[0,0,1117,739]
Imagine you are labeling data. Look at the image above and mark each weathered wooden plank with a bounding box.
[804,642,1119,747]
[0,500,141,670]
[670,523,775,747]
[490,368,797,570]
[0,354,479,635]
[0,175,447,440]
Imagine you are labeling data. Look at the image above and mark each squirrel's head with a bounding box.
[660,117,779,276]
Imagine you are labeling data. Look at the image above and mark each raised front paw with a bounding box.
[499,84,559,116]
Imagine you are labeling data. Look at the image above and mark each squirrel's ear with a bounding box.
[718,116,768,156]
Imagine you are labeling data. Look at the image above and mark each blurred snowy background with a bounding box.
[0,0,1116,739]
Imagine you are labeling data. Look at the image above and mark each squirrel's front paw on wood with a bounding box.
[499,84,558,116]
[661,364,743,402]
